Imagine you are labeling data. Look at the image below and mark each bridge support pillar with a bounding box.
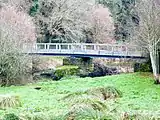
[63,57,94,77]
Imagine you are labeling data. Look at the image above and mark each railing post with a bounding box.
[71,44,74,53]
[45,44,47,50]
[84,45,87,52]
[59,44,61,53]
[94,45,96,51]
[47,44,49,50]
[126,46,128,56]
[59,44,61,50]
[97,45,100,54]
[56,44,58,50]
[112,46,114,55]
[81,44,83,51]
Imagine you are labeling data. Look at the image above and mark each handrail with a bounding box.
[24,43,144,58]
[36,43,139,48]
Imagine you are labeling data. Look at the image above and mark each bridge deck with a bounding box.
[26,43,145,59]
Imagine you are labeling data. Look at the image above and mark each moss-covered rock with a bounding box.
[54,65,79,80]
[63,57,94,77]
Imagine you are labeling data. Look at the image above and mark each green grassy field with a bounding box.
[0,73,160,119]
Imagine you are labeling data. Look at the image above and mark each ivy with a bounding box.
[29,0,39,16]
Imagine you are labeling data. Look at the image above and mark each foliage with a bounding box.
[3,113,19,120]
[32,0,114,43]
[0,3,36,86]
[98,0,138,41]
[29,0,39,16]
[54,65,79,80]
[0,53,31,86]
[134,63,151,72]
[34,0,94,43]
[0,95,21,109]
[134,59,152,73]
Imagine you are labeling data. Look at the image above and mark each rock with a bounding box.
[88,63,119,77]
[40,69,55,78]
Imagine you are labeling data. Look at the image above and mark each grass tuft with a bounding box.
[0,95,21,109]
[86,86,122,100]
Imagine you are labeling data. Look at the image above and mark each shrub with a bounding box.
[3,113,19,120]
[134,62,152,72]
[0,3,36,86]
[0,53,32,86]
[0,95,21,109]
[53,65,79,80]
[134,57,152,72]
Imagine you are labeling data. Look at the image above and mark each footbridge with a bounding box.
[26,43,146,59]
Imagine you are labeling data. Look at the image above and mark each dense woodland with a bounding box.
[29,0,137,43]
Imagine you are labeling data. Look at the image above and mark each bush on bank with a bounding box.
[53,65,79,80]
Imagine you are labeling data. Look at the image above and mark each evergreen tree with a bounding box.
[29,0,39,16]
[97,0,139,42]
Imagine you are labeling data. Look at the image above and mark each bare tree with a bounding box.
[36,0,114,43]
[0,3,36,86]
[133,0,160,83]
[88,4,115,43]
[0,0,32,12]
[36,0,95,43]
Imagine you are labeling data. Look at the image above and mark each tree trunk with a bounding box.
[150,52,160,84]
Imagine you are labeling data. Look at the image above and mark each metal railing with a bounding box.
[24,43,144,57]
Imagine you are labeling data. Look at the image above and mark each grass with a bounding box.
[40,56,64,61]
[0,73,160,119]
[56,65,79,70]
